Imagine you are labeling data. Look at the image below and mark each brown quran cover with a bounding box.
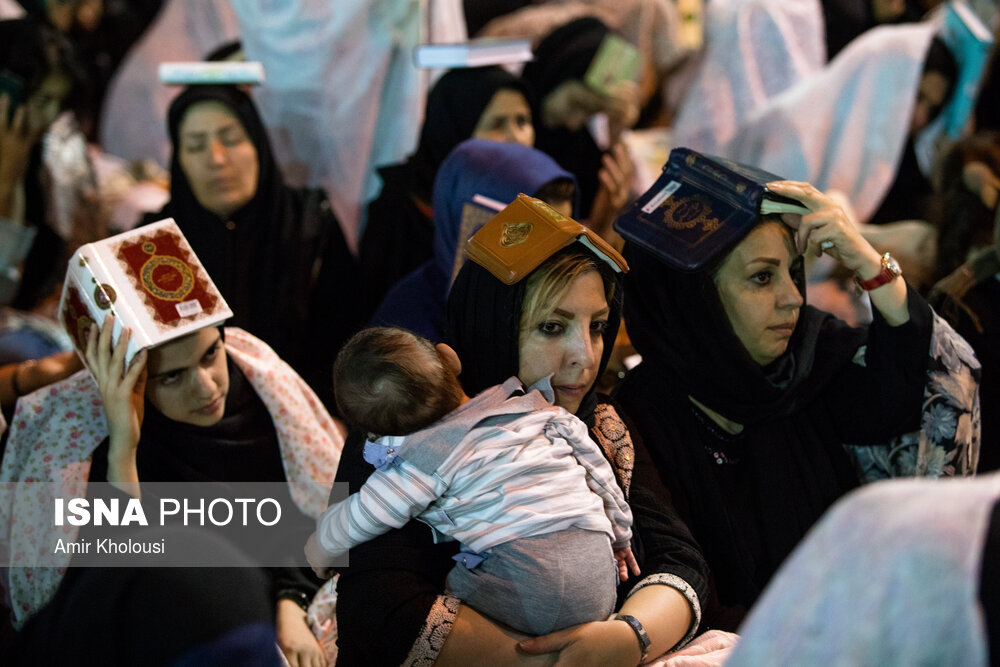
[465,193,627,284]
[59,218,232,366]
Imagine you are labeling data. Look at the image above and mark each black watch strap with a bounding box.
[614,613,651,661]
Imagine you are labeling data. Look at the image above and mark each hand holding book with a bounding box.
[766,181,883,275]
[84,313,147,495]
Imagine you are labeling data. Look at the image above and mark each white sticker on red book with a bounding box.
[176,299,204,318]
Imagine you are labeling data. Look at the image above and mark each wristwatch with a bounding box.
[855,252,902,291]
[614,613,651,661]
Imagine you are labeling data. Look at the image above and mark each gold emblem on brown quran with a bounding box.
[501,222,533,246]
[661,195,721,233]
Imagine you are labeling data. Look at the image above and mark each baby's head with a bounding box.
[333,327,467,437]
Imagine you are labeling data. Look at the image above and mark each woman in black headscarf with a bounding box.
[359,66,534,318]
[522,17,638,236]
[146,84,360,409]
[334,203,709,666]
[6,316,342,665]
[616,158,977,630]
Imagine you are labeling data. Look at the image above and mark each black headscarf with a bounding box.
[522,17,610,218]
[404,66,532,201]
[623,239,866,426]
[522,17,608,105]
[446,242,623,426]
[618,222,899,624]
[153,85,322,364]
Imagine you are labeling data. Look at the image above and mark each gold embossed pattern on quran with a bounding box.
[661,194,721,233]
[501,222,533,246]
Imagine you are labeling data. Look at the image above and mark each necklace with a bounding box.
[689,403,743,465]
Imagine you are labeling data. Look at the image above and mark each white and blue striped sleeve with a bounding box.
[547,412,634,547]
[315,460,444,558]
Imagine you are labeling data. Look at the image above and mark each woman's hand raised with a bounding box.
[84,314,147,494]
[767,180,910,326]
[766,181,883,277]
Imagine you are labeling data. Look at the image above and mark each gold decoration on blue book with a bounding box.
[614,148,808,271]
[466,193,628,285]
[661,194,721,233]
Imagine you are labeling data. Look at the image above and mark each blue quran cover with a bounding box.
[614,148,805,271]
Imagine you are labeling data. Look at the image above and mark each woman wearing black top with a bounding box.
[616,170,978,630]
[359,66,535,319]
[334,207,709,665]
[146,85,360,409]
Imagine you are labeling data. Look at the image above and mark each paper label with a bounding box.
[175,299,203,318]
[641,180,682,214]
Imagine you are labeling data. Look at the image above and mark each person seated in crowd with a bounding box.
[821,0,927,60]
[614,150,980,630]
[867,36,958,225]
[727,473,999,665]
[333,201,709,665]
[2,311,343,665]
[142,84,361,409]
[0,18,88,347]
[930,151,1000,472]
[370,138,575,342]
[929,132,1000,282]
[359,66,535,319]
[522,17,639,241]
[308,325,638,635]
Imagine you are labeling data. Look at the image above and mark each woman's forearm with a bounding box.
[617,584,694,658]
[435,604,556,667]
[856,251,910,326]
[106,442,140,498]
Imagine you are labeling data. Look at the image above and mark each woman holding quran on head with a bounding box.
[142,82,360,411]
[614,147,981,631]
[0,222,343,666]
[522,17,641,243]
[332,194,709,666]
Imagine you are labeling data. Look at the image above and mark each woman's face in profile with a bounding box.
[518,269,609,414]
[473,88,534,147]
[177,100,260,218]
[25,72,70,136]
[910,70,950,136]
[714,221,804,366]
[144,328,230,427]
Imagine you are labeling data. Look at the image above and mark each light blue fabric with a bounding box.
[728,473,1000,666]
[370,139,575,342]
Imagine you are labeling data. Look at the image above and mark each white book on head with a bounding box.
[60,219,233,368]
[413,38,532,69]
[158,62,266,85]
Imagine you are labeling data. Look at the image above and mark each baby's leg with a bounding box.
[446,529,617,635]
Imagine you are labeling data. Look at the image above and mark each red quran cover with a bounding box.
[59,218,232,366]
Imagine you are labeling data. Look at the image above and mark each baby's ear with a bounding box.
[435,343,462,377]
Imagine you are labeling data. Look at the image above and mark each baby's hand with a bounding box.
[614,545,641,581]
[305,531,336,579]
